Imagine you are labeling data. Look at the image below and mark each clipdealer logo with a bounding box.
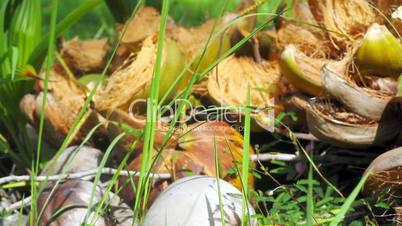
[127,98,275,132]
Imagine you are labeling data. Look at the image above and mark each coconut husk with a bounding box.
[167,19,231,72]
[117,6,173,52]
[308,0,377,50]
[19,65,105,146]
[279,44,333,96]
[94,35,186,111]
[276,23,331,58]
[322,61,395,121]
[38,180,135,226]
[375,0,402,18]
[276,0,333,58]
[393,6,402,36]
[119,121,254,207]
[207,55,281,131]
[60,38,109,73]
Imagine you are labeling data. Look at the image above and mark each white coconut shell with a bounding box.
[144,176,257,226]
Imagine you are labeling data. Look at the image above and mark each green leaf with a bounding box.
[29,0,103,69]
[329,171,371,226]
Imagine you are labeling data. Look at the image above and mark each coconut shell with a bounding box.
[322,63,393,121]
[363,147,402,199]
[38,180,135,226]
[306,98,384,148]
[60,38,109,73]
[94,35,187,111]
[207,55,281,131]
[280,45,331,96]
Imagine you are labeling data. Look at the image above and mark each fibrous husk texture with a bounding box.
[278,0,377,57]
[364,147,402,199]
[19,65,102,146]
[168,20,219,59]
[118,6,171,51]
[276,23,331,58]
[95,35,185,111]
[60,38,109,73]
[207,55,281,119]
[308,0,377,49]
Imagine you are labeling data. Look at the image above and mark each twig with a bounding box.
[0,196,31,213]
[0,168,171,185]
[274,128,319,142]
[251,153,299,162]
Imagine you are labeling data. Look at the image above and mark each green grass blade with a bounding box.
[329,170,371,226]
[30,0,58,223]
[214,136,226,226]
[83,132,125,224]
[241,86,252,226]
[29,0,103,69]
[306,158,314,226]
[133,0,170,220]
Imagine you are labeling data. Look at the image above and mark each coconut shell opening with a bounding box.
[364,147,402,198]
[306,97,381,148]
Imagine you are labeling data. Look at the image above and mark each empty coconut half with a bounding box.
[306,97,385,148]
[321,62,395,121]
[20,65,105,146]
[363,147,402,199]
